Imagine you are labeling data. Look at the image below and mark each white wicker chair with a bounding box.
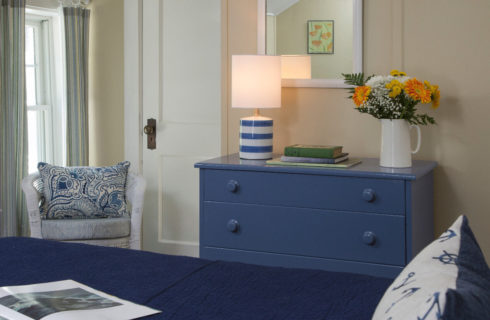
[21,172,145,250]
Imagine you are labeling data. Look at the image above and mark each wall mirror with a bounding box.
[257,0,363,88]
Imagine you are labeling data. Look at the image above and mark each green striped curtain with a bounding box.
[0,0,28,236]
[64,7,90,166]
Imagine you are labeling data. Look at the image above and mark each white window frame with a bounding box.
[26,6,66,170]
[26,19,49,166]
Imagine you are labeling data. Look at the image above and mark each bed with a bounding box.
[0,237,391,320]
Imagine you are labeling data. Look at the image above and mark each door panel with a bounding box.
[159,123,221,156]
[162,1,221,124]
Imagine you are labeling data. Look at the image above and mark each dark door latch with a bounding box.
[144,118,156,150]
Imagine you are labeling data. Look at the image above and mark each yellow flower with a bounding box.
[386,79,404,98]
[390,69,407,77]
[352,86,371,107]
[386,79,403,89]
[431,85,440,109]
[424,80,441,109]
[405,78,432,103]
[390,86,402,98]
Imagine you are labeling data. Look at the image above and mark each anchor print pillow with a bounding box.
[372,215,490,320]
[38,162,130,219]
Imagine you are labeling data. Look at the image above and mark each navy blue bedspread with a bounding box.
[0,238,391,319]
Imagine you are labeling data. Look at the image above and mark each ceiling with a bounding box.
[266,0,300,16]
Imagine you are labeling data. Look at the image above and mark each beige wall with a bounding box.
[88,0,124,166]
[226,0,490,260]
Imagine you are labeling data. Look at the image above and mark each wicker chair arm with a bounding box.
[21,173,43,238]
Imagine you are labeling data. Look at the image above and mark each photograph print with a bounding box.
[0,288,122,320]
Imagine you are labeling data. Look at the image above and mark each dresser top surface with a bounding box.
[195,154,437,180]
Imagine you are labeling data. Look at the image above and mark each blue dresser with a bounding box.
[195,154,437,278]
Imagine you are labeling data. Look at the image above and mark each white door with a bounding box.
[124,0,222,256]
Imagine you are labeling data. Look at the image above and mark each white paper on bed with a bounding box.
[0,280,161,320]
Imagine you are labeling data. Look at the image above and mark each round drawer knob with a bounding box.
[227,219,239,233]
[362,231,376,245]
[362,188,375,202]
[227,180,239,193]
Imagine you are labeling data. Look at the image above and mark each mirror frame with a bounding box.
[258,0,363,88]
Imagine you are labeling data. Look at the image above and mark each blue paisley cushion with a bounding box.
[372,215,490,320]
[37,162,130,219]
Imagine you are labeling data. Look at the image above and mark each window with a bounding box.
[25,8,65,173]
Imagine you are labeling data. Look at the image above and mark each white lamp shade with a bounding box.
[281,55,311,79]
[232,55,281,109]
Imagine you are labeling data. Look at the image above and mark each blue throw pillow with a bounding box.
[38,162,130,219]
[372,215,490,320]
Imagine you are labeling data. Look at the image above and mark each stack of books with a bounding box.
[266,144,361,168]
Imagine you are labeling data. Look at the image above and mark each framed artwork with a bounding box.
[307,20,334,54]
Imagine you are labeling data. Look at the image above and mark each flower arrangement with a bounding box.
[342,70,440,125]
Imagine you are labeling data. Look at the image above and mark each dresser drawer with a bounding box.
[201,202,406,265]
[203,169,405,214]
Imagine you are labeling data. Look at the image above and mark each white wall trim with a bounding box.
[124,0,143,174]
[157,240,199,257]
[221,0,228,155]
[282,78,354,88]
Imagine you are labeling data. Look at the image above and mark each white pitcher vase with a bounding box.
[380,119,421,168]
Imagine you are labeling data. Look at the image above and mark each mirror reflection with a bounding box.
[266,0,354,79]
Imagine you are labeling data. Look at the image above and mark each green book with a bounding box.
[284,144,343,159]
[266,158,362,168]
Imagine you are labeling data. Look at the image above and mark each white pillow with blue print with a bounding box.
[38,161,130,219]
[373,215,490,320]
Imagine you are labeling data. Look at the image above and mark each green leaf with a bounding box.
[342,73,371,86]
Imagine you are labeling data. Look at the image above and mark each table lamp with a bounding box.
[232,55,281,160]
[280,55,311,79]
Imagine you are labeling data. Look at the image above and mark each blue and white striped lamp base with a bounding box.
[239,116,273,160]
